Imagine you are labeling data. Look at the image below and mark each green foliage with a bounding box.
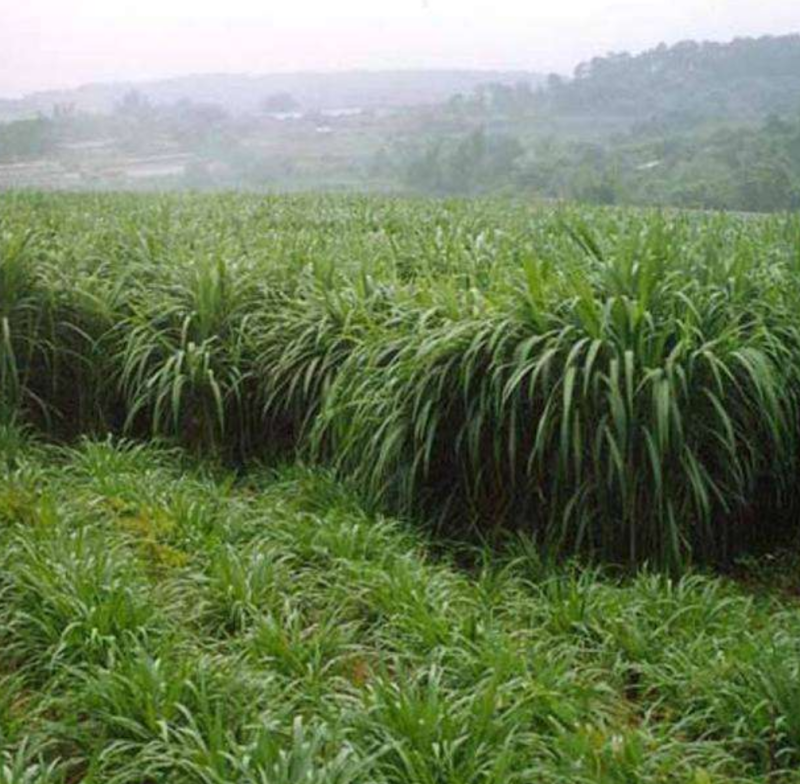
[0,119,56,162]
[4,193,800,567]
[394,35,800,212]
[400,129,525,196]
[546,35,800,123]
[1,440,800,782]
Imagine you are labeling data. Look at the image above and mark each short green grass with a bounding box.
[2,429,800,783]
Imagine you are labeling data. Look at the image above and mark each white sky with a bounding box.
[1,0,799,97]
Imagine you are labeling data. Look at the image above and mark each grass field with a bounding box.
[5,192,800,567]
[1,432,800,783]
[3,192,800,780]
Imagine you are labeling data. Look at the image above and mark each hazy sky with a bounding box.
[2,0,799,97]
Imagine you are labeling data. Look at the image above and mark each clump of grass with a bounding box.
[0,743,60,784]
[0,228,52,428]
[116,255,263,453]
[315,213,800,567]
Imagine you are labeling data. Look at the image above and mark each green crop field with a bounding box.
[3,192,800,782]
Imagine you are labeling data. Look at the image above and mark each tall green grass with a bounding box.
[3,192,800,567]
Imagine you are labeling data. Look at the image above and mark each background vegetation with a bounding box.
[4,35,800,211]
[390,36,800,210]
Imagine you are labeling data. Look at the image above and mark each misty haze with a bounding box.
[0,1,798,207]
[6,3,800,783]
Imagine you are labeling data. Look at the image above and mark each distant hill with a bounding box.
[543,34,800,126]
[0,70,545,120]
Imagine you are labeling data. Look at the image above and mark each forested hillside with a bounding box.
[542,35,800,125]
[392,35,800,211]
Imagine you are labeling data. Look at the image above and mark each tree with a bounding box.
[116,90,152,118]
[0,117,55,160]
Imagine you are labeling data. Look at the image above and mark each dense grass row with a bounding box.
[4,192,800,567]
[2,430,800,782]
